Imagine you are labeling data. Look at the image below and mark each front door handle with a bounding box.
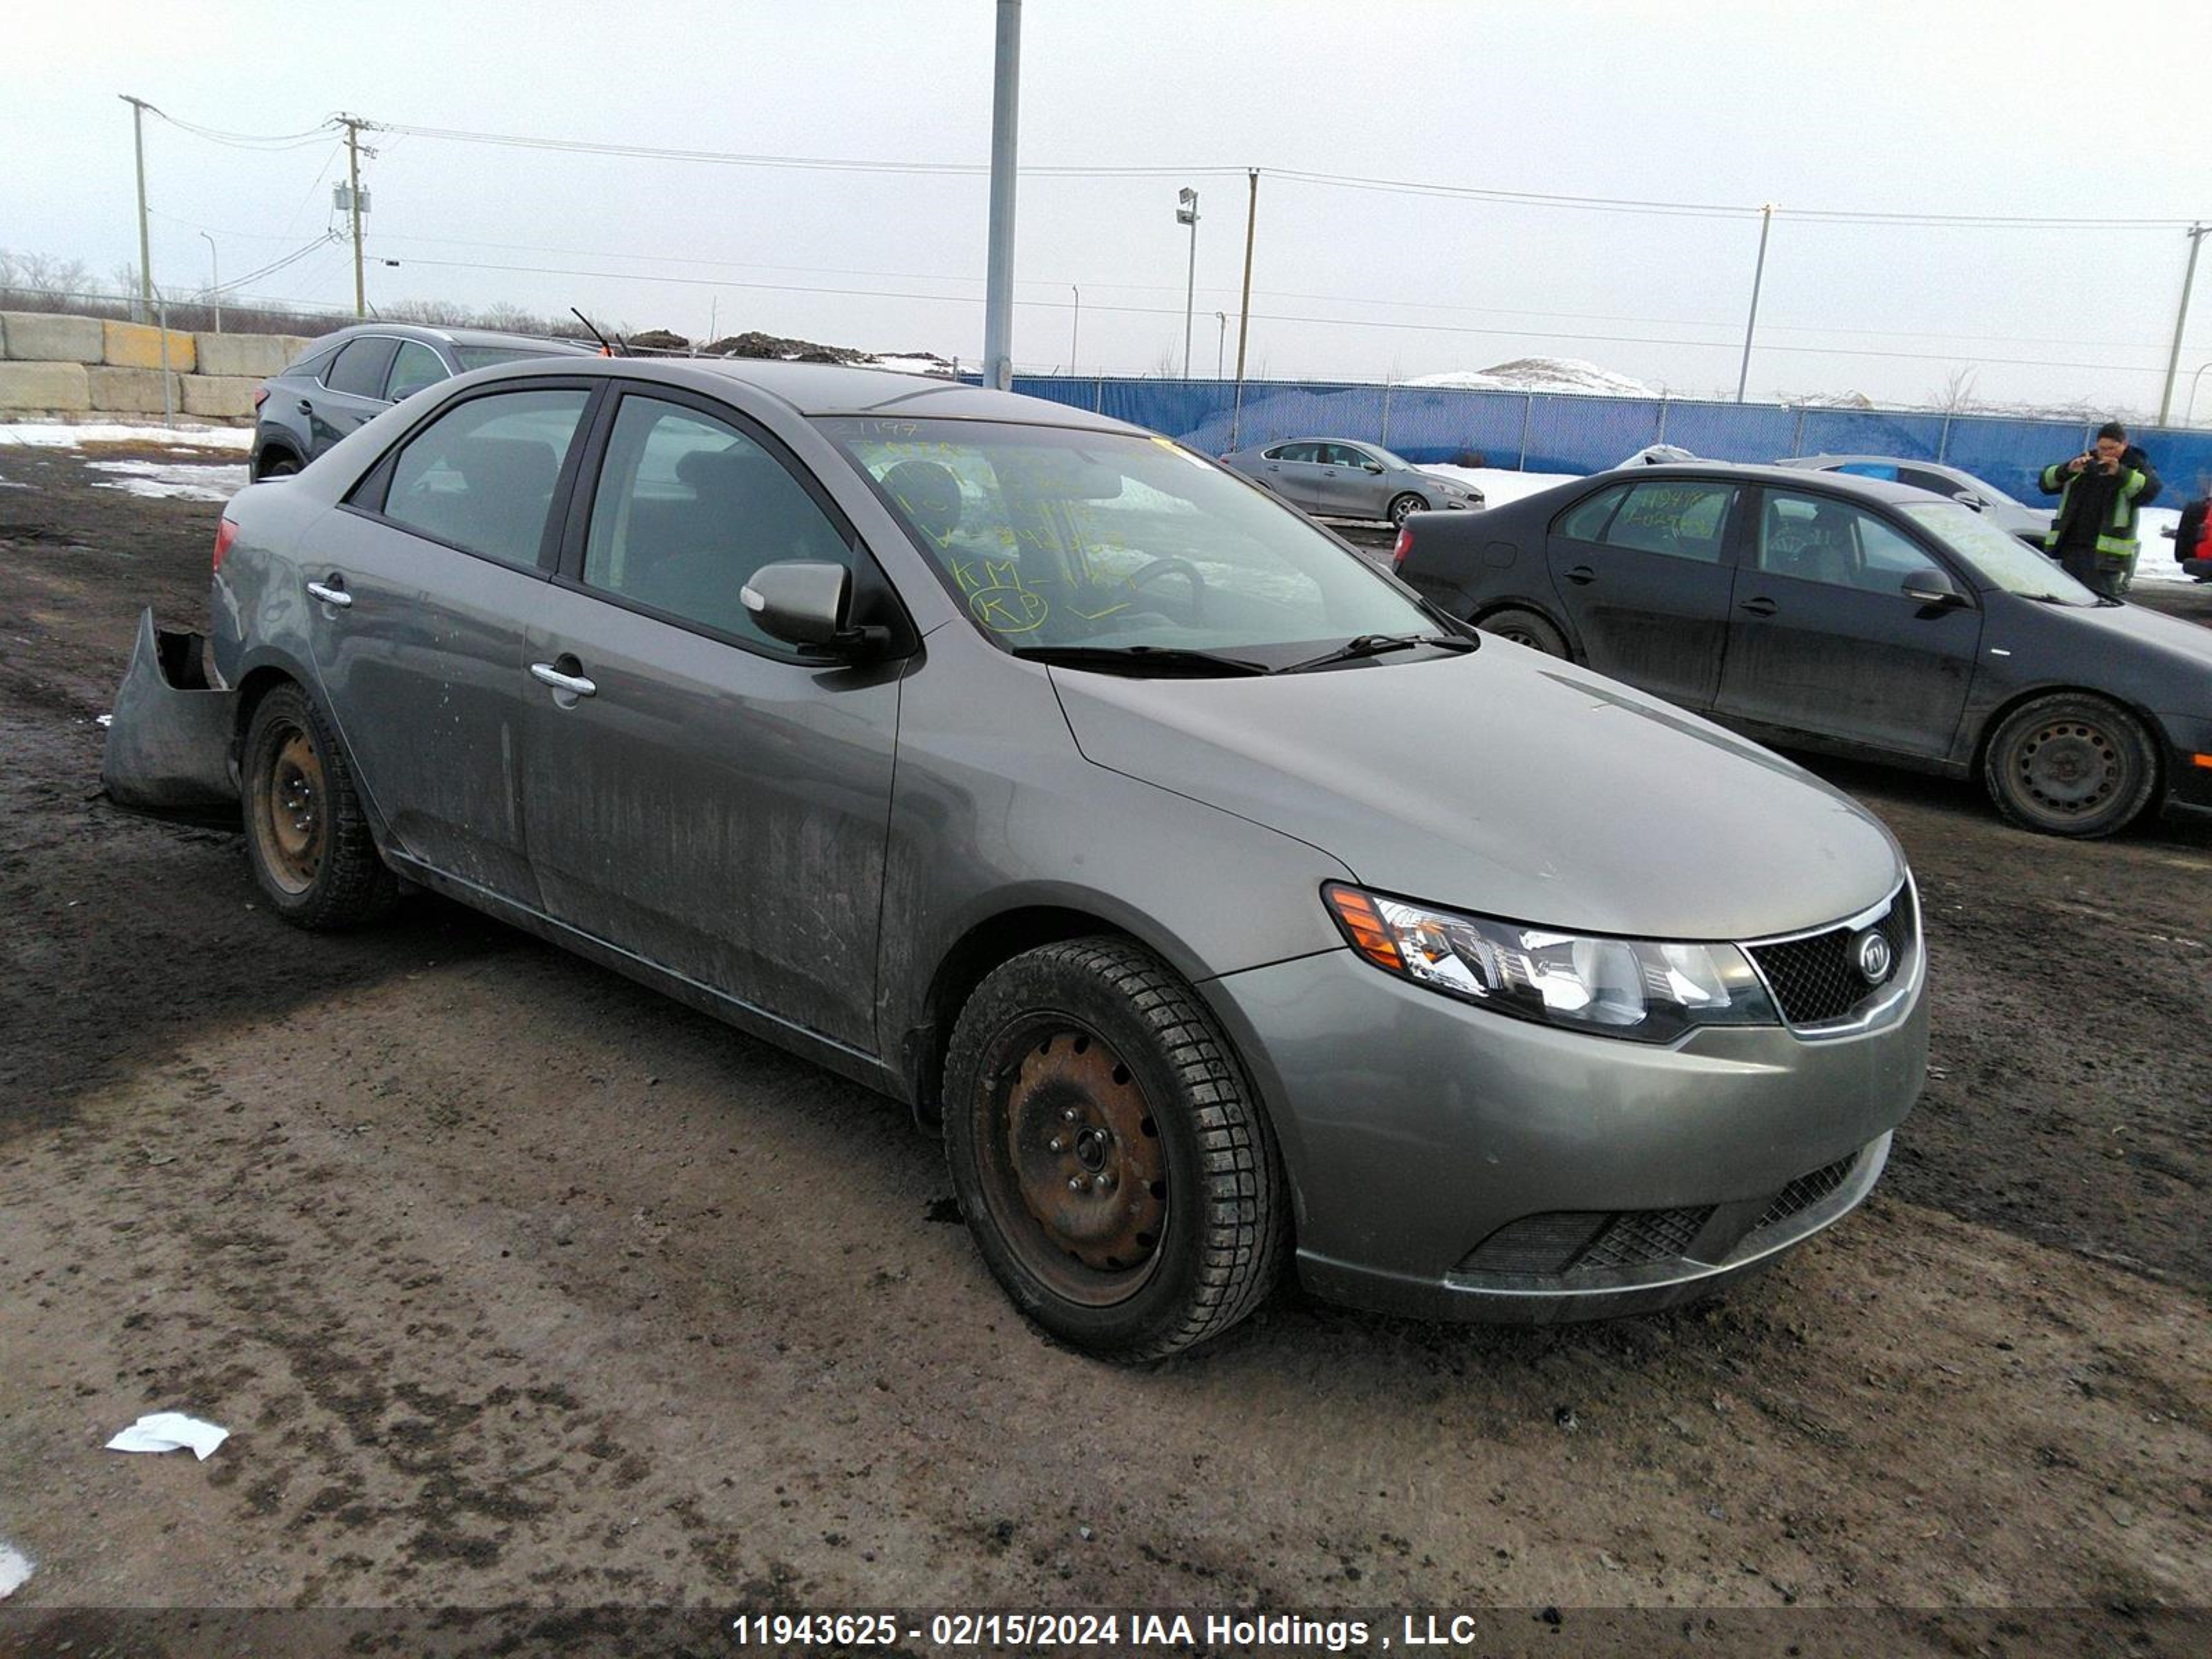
[306,577,352,608]
[529,662,597,699]
[297,398,314,415]
[1564,565,1596,585]
[1739,597,1777,617]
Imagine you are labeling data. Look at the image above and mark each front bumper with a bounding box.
[1199,937,1927,1324]
[2155,712,2212,817]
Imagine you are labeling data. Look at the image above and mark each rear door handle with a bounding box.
[530,662,597,698]
[306,577,352,608]
[1564,565,1596,585]
[297,398,314,414]
[1739,597,1777,617]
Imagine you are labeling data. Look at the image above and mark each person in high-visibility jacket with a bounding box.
[2038,420,2162,599]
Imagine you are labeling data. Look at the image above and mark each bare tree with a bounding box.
[1931,365,1980,414]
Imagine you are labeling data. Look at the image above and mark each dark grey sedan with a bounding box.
[104,365,1924,1359]
[1219,438,1483,524]
[1396,462,2212,837]
[250,323,594,480]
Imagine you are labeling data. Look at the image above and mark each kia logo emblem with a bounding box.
[1851,928,1895,986]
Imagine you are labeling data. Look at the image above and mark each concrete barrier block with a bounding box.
[0,361,93,411]
[87,366,185,415]
[276,333,324,362]
[2,311,106,363]
[180,375,261,418]
[194,332,292,379]
[103,320,198,373]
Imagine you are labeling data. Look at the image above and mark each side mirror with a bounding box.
[1363,462,1385,475]
[740,561,887,655]
[1901,567,1967,606]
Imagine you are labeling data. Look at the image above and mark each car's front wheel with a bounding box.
[1387,491,1427,526]
[1982,692,2159,838]
[942,937,1288,1362]
[241,684,397,927]
[1477,606,1569,657]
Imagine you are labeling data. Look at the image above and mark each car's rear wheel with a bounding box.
[242,684,397,927]
[1982,693,2159,838]
[1477,606,1569,657]
[941,937,1288,1362]
[1387,491,1427,526]
[256,453,302,480]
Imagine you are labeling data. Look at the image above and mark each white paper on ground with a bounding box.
[105,1412,229,1460]
[0,1541,32,1600]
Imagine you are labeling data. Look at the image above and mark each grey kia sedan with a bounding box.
[103,359,1925,1360]
[1219,438,1483,524]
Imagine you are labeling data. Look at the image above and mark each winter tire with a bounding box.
[1983,692,2158,839]
[241,683,397,928]
[942,936,1288,1362]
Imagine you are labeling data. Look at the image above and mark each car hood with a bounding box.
[1049,646,1904,941]
[2032,592,2212,680]
[1415,469,1477,496]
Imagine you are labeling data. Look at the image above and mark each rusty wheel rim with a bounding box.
[979,1022,1168,1307]
[256,724,326,894]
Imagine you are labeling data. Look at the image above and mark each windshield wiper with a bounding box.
[1276,632,1479,675]
[1009,644,1273,677]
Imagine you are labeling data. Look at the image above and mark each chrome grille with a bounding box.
[1748,885,1917,1028]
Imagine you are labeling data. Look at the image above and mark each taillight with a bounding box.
[1391,525,1412,570]
[213,518,239,573]
[252,385,268,410]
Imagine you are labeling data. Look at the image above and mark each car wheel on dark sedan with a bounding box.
[1982,692,2159,839]
[1477,607,1569,657]
[1387,491,1427,527]
[941,937,1288,1362]
[241,684,397,927]
[255,453,301,480]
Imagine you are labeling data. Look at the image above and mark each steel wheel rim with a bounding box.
[1493,623,1544,648]
[256,724,326,893]
[2016,719,2122,816]
[977,1020,1168,1308]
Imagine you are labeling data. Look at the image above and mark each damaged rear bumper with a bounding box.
[100,608,240,823]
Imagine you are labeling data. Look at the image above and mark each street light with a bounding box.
[1215,310,1227,381]
[199,231,220,335]
[1176,186,1199,379]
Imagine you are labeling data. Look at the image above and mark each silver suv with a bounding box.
[250,323,594,479]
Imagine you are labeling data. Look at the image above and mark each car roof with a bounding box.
[462,355,1150,431]
[309,321,595,354]
[1782,454,1965,472]
[1577,461,1938,503]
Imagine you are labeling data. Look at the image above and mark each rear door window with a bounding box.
[1555,484,1628,542]
[379,388,592,568]
[1600,481,1736,562]
[326,337,399,400]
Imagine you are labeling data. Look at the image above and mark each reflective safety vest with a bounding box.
[2041,461,2153,561]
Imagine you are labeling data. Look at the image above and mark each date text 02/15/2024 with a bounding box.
[729,1611,1533,1651]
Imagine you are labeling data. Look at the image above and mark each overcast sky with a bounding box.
[7,0,2210,416]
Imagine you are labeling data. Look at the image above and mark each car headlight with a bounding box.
[1322,883,1779,1042]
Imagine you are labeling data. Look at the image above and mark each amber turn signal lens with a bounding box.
[1323,883,1405,972]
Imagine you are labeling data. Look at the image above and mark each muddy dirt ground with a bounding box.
[1,440,2209,1655]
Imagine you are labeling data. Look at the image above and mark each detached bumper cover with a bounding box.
[100,608,240,822]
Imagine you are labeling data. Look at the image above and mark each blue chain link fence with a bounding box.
[1003,375,2212,503]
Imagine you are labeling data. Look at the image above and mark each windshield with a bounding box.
[1897,501,2099,604]
[816,417,1438,661]
[1367,444,1413,469]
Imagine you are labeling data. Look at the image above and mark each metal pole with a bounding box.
[1215,311,1226,380]
[2189,359,2212,425]
[1069,284,1079,377]
[1381,378,1393,447]
[1177,188,1199,379]
[121,95,153,322]
[981,0,1021,391]
[200,232,220,334]
[1230,168,1258,447]
[156,296,173,429]
[1656,397,1669,444]
[1736,203,1775,404]
[1517,394,1532,470]
[341,116,366,317]
[2157,223,2206,426]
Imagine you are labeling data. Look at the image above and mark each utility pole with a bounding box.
[1230,168,1259,445]
[1736,203,1776,404]
[1069,285,1080,376]
[339,115,368,317]
[1176,187,1199,379]
[2157,222,2208,426]
[981,0,1021,390]
[200,232,220,333]
[120,95,153,322]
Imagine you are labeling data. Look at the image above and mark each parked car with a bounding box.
[250,324,595,479]
[104,363,1924,1360]
[1777,454,2052,547]
[1219,438,1483,525]
[1394,462,2212,838]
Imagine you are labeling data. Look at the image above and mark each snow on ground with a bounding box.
[0,421,250,450]
[1426,465,1584,506]
[1405,357,1657,398]
[84,458,248,503]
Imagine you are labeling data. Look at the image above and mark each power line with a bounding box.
[142,105,335,151]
